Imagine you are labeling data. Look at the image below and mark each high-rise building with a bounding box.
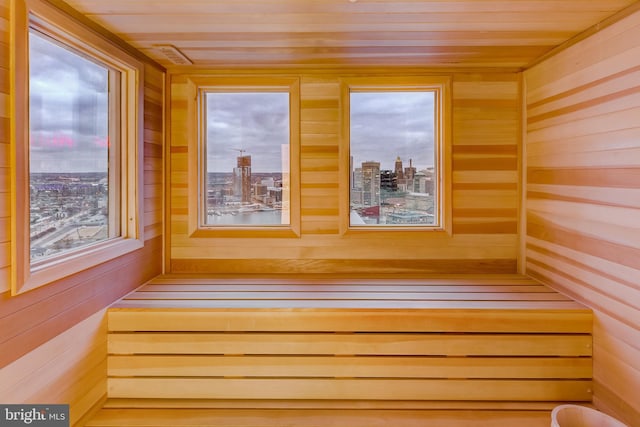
[394,156,404,181]
[361,161,380,207]
[233,155,252,202]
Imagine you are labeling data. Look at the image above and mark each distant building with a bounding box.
[394,156,404,181]
[361,161,380,207]
[233,155,252,202]
[404,158,417,181]
[352,167,363,190]
[380,170,397,191]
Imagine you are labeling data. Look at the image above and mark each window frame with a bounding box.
[186,76,301,238]
[10,0,144,294]
[340,76,452,235]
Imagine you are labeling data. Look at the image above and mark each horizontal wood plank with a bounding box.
[108,333,592,357]
[86,407,553,427]
[107,377,592,401]
[125,290,569,301]
[108,308,591,333]
[108,355,592,379]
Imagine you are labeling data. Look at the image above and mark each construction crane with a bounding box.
[232,148,246,156]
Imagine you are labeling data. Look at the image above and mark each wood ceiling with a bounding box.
[60,0,640,69]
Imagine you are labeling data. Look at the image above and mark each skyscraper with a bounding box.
[233,155,252,202]
[361,161,380,207]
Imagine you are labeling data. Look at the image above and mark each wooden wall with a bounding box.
[168,71,520,275]
[0,310,107,426]
[0,0,165,422]
[524,9,640,427]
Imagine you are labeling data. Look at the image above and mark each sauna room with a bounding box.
[1,0,639,426]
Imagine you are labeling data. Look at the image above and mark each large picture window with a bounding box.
[29,28,118,260]
[342,77,450,231]
[187,77,300,237]
[11,0,143,294]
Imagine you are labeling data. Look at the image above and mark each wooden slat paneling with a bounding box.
[100,276,592,421]
[0,310,107,426]
[60,0,639,68]
[168,71,520,275]
[524,8,640,427]
[0,2,165,425]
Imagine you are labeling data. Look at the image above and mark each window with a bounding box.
[203,92,290,226]
[342,77,450,231]
[11,0,144,294]
[187,77,300,237]
[29,29,117,260]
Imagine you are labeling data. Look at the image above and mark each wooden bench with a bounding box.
[86,274,593,426]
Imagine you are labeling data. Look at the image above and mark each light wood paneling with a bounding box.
[0,2,165,425]
[168,70,521,274]
[524,8,640,427]
[0,310,107,427]
[59,0,639,69]
[86,408,553,427]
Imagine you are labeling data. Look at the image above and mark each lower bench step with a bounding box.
[85,408,553,427]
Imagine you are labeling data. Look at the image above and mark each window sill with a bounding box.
[14,237,144,295]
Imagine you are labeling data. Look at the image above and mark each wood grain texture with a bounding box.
[94,275,592,425]
[0,310,107,427]
[58,0,638,69]
[86,407,553,427]
[168,70,520,274]
[0,3,165,425]
[524,8,640,427]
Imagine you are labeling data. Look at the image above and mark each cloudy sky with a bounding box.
[206,90,435,174]
[350,91,435,171]
[29,29,435,176]
[29,30,109,174]
[206,92,289,173]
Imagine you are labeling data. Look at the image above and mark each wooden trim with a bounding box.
[518,72,527,274]
[10,0,146,294]
[184,75,302,238]
[9,0,29,290]
[167,66,524,76]
[338,75,452,235]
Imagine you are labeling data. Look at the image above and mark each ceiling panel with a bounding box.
[60,0,640,69]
